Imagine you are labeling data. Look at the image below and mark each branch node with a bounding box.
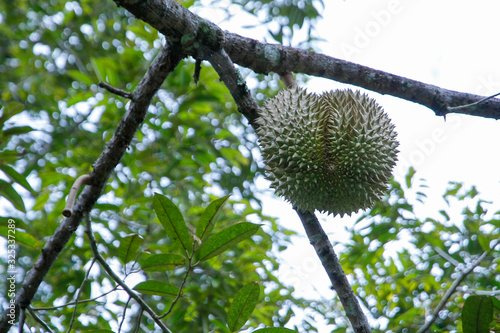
[447,91,500,111]
[99,82,134,100]
[193,59,202,85]
[279,71,297,89]
[63,174,92,217]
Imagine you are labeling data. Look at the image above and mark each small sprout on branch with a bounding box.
[447,91,500,111]
[98,81,134,100]
[278,71,297,89]
[62,174,92,217]
[193,59,202,85]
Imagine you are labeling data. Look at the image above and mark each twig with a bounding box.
[160,249,194,319]
[31,286,117,310]
[193,59,202,85]
[27,307,53,333]
[467,289,500,296]
[62,174,92,217]
[18,308,25,333]
[133,309,144,333]
[447,91,500,111]
[66,258,96,333]
[118,296,132,333]
[295,209,372,333]
[433,246,460,267]
[416,240,500,333]
[84,214,173,333]
[99,82,134,100]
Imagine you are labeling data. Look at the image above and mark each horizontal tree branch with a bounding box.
[115,0,500,120]
[0,42,185,332]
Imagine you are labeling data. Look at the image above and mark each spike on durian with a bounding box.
[256,87,399,216]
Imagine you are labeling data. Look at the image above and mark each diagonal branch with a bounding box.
[295,209,372,333]
[0,42,185,332]
[208,49,261,128]
[115,0,500,120]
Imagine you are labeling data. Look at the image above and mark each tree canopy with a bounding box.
[1,1,499,332]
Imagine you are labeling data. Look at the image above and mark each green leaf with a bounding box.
[153,193,193,254]
[0,226,40,249]
[405,166,416,189]
[462,295,493,333]
[253,329,297,333]
[140,253,185,272]
[439,209,450,221]
[67,69,94,86]
[1,126,34,138]
[118,234,144,264]
[0,163,35,193]
[133,280,179,298]
[0,101,24,129]
[227,282,260,332]
[0,180,26,212]
[443,182,462,205]
[90,57,104,83]
[198,222,261,261]
[32,192,50,211]
[491,297,500,311]
[478,233,492,252]
[196,195,230,241]
[90,57,118,85]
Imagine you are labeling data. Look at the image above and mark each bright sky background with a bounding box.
[198,0,500,327]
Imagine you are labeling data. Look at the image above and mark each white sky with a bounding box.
[198,0,500,328]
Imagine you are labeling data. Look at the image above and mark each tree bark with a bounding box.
[115,0,500,120]
[295,210,372,333]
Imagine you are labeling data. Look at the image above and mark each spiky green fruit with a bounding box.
[256,87,399,216]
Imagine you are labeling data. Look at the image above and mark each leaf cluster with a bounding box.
[337,168,500,332]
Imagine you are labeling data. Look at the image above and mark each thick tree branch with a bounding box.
[295,210,372,333]
[0,43,185,332]
[208,49,260,128]
[224,33,500,119]
[115,0,500,120]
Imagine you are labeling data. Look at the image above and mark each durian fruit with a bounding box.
[256,87,399,216]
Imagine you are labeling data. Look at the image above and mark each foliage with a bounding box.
[461,295,494,333]
[0,102,35,213]
[337,168,500,332]
[1,0,499,333]
[200,0,324,46]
